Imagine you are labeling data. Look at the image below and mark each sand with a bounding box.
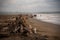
[27,18,60,40]
[0,15,60,40]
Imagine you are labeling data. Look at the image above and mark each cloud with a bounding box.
[0,0,60,12]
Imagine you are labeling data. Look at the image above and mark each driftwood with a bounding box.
[0,15,36,36]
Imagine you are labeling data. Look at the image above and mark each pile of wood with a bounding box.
[0,15,49,40]
[0,15,36,37]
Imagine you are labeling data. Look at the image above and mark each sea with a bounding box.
[33,13,60,25]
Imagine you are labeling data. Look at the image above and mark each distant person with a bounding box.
[34,15,37,17]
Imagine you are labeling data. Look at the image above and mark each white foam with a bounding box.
[33,14,60,25]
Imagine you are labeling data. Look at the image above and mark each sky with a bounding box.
[0,0,60,12]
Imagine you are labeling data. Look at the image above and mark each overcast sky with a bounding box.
[0,0,60,12]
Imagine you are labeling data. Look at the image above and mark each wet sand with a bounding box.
[27,18,60,40]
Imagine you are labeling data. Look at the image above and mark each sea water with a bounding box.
[33,13,60,25]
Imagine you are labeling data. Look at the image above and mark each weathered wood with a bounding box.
[13,27,20,32]
[0,15,34,36]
